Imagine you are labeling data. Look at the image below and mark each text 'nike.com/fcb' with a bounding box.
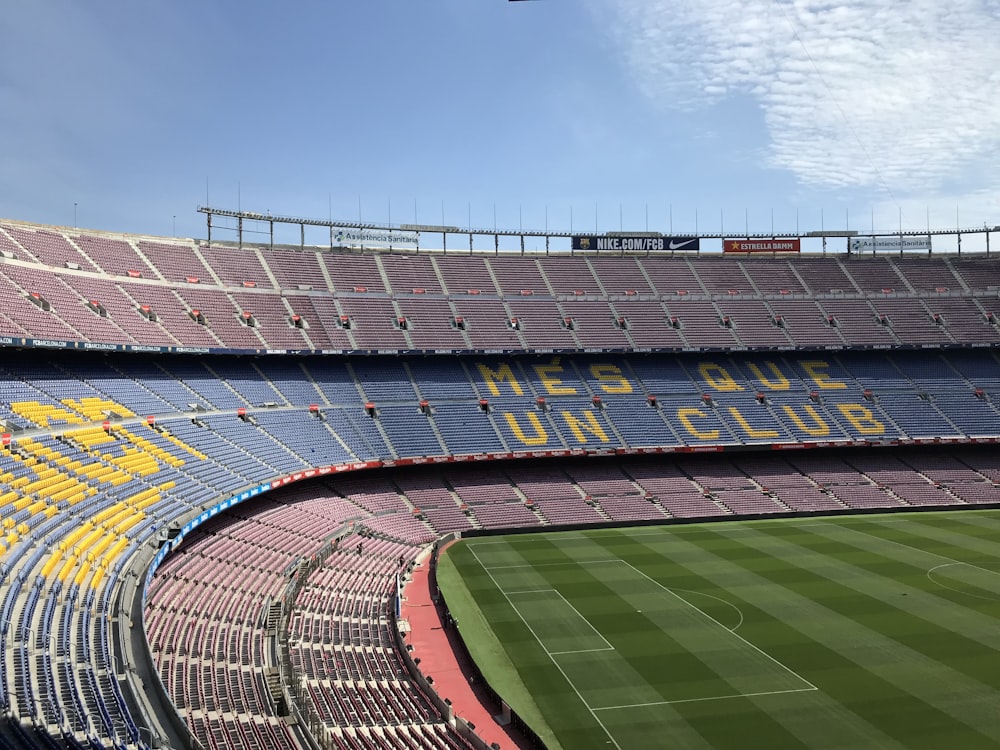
[571,235,700,252]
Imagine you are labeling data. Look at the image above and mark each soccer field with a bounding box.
[436,511,1000,750]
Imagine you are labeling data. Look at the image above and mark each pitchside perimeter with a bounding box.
[469,546,816,746]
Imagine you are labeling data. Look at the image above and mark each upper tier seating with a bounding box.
[1,220,998,354]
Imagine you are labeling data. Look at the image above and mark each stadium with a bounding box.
[0,208,999,750]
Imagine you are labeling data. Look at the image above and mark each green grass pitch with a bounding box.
[436,511,1000,750]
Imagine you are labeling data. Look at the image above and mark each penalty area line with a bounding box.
[481,559,620,570]
[550,646,617,656]
[593,686,819,711]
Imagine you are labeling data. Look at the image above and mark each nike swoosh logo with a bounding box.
[668,238,696,250]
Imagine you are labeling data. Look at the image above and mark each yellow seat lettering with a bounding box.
[589,364,633,394]
[560,411,609,444]
[533,358,577,396]
[677,408,720,440]
[503,412,549,446]
[476,363,524,397]
[836,404,885,435]
[781,405,831,436]
[747,361,790,391]
[800,360,847,390]
[698,363,743,392]
[727,407,779,439]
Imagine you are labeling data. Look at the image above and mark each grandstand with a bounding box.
[0,215,998,749]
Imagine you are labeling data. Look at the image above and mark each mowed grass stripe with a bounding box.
[505,589,614,655]
[841,517,1000,569]
[700,523,1000,747]
[477,526,919,750]
[736,522,1000,652]
[841,517,1000,591]
[587,528,957,750]
[620,525,993,748]
[459,542,619,750]
[469,530,853,750]
[470,537,813,750]
[480,537,767,708]
[444,512,1000,750]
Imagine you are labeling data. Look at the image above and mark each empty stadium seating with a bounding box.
[0,217,999,750]
[2,220,999,355]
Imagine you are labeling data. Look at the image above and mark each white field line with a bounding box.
[497,559,748,634]
[672,587,745,632]
[466,517,915,548]
[496,583,615,653]
[925,563,1000,602]
[834,521,1000,578]
[619,560,818,691]
[549,588,616,651]
[715,518,910,533]
[550,646,617,656]
[593,686,818,711]
[481,559,619,570]
[500,588,615,656]
[468,545,623,750]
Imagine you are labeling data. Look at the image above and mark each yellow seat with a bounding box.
[57,554,79,583]
[13,496,33,512]
[41,549,65,578]
[88,534,115,562]
[93,503,126,526]
[73,559,93,587]
[63,524,92,550]
[89,565,105,590]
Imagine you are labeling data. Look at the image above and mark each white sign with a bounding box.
[849,235,932,252]
[333,228,418,247]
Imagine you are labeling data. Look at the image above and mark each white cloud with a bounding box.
[602,0,1000,195]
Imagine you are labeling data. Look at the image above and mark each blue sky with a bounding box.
[2,0,999,251]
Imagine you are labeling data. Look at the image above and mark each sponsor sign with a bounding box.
[572,235,700,252]
[333,228,418,247]
[724,239,801,253]
[30,339,71,348]
[848,235,932,253]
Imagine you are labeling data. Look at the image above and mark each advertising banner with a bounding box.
[333,228,418,247]
[848,235,932,253]
[572,235,700,252]
[724,239,801,253]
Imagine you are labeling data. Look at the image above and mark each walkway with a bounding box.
[401,552,531,750]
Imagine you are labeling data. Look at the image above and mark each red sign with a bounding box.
[724,239,801,253]
[1,434,10,446]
